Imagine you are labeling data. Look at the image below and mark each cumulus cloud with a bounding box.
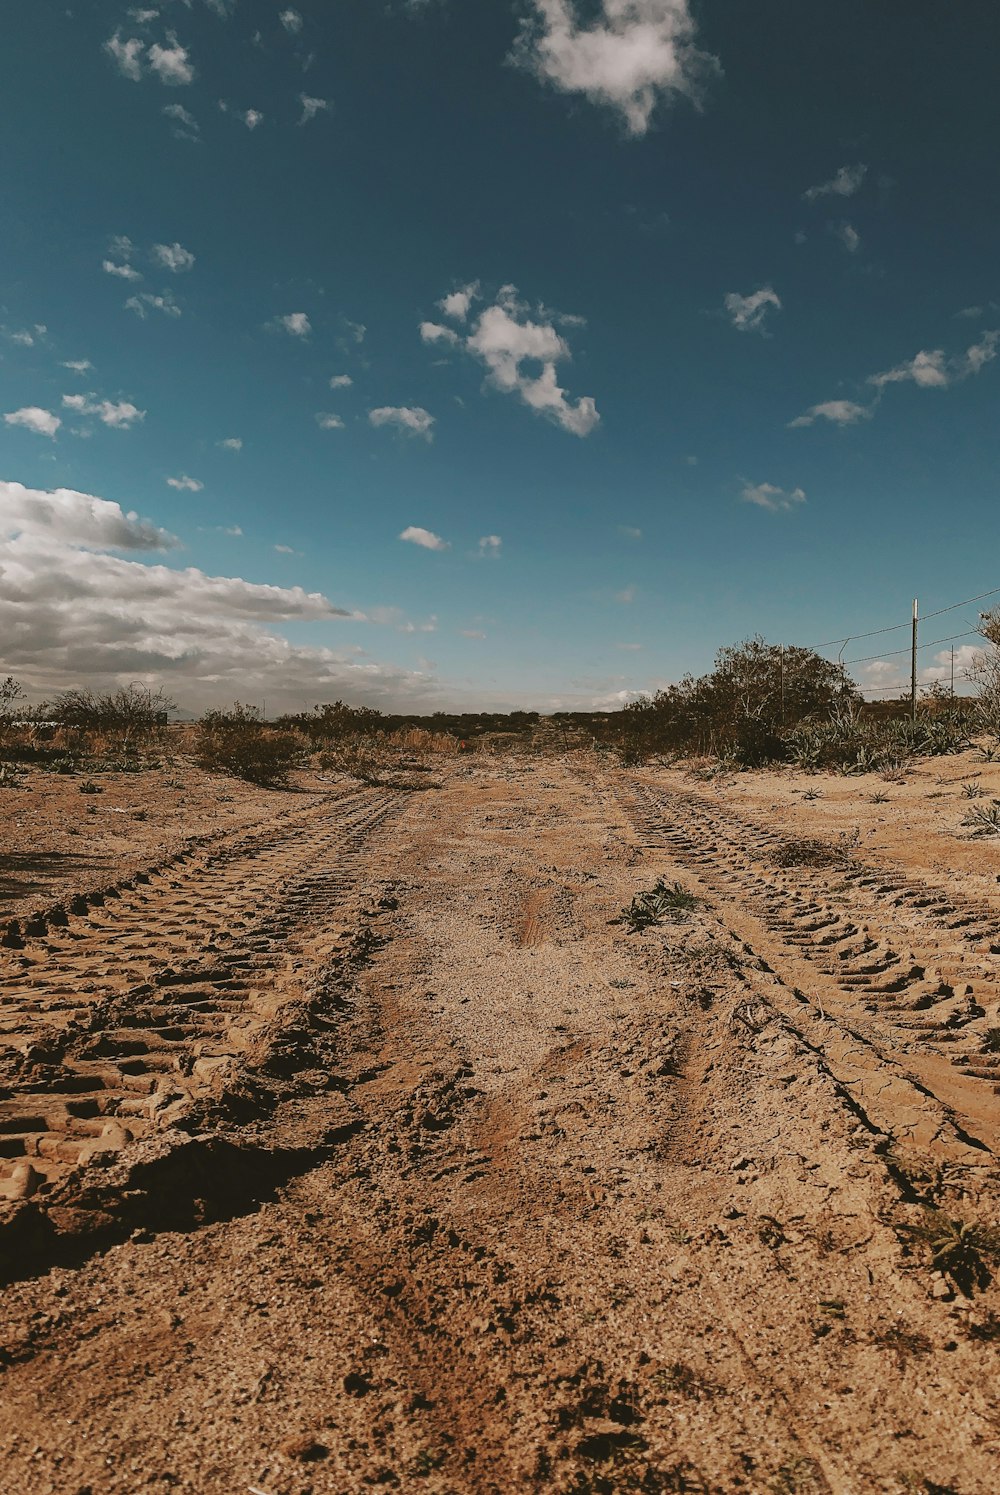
[152,241,195,273]
[431,283,599,436]
[166,474,203,491]
[61,360,94,375]
[723,285,781,334]
[105,32,145,80]
[803,163,867,202]
[241,108,264,129]
[4,407,61,439]
[400,525,449,550]
[274,311,311,338]
[512,0,716,137]
[299,94,330,123]
[741,481,806,513]
[6,324,46,348]
[329,374,353,389]
[438,284,479,321]
[420,321,461,347]
[125,291,182,319]
[103,258,143,281]
[869,349,950,391]
[788,399,872,429]
[370,406,436,439]
[280,8,303,33]
[476,534,502,558]
[148,36,195,85]
[316,413,345,429]
[62,394,146,429]
[163,103,200,140]
[833,220,860,254]
[1,480,174,551]
[218,437,243,451]
[0,496,436,710]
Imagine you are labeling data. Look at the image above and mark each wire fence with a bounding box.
[801,585,1000,698]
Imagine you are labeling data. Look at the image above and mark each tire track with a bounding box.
[0,785,402,1204]
[595,769,1000,1159]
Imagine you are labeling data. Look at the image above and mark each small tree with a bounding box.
[0,677,24,753]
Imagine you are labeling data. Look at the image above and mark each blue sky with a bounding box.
[2,0,999,711]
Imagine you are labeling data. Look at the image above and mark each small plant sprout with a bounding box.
[962,800,1000,836]
[614,879,703,932]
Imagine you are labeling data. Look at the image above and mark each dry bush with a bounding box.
[197,703,305,787]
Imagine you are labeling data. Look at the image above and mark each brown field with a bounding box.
[2,742,1000,1493]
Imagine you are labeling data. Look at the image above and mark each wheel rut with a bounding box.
[600,769,1000,1162]
[0,783,406,1243]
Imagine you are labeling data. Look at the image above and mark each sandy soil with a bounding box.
[1,750,999,1493]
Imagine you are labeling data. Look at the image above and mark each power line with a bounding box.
[840,628,979,667]
[807,585,1000,652]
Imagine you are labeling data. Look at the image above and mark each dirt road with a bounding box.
[1,757,999,1493]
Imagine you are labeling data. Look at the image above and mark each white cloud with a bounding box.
[61,360,94,375]
[105,32,145,80]
[400,525,449,551]
[274,544,297,555]
[6,325,46,348]
[299,94,330,123]
[241,108,264,129]
[869,349,949,390]
[316,413,345,429]
[723,285,781,334]
[833,220,860,254]
[125,291,182,319]
[741,481,806,513]
[618,524,642,538]
[166,474,203,491]
[280,8,303,33]
[152,241,195,273]
[0,486,437,712]
[370,406,436,439]
[218,436,243,451]
[1,480,174,550]
[3,407,61,439]
[329,374,353,389]
[438,284,480,321]
[477,534,502,557]
[803,163,867,202]
[129,8,159,22]
[62,394,146,429]
[440,284,598,436]
[344,320,366,344]
[163,103,200,140]
[788,399,872,429]
[962,329,999,376]
[420,321,461,347]
[148,36,195,86]
[615,584,637,603]
[275,311,311,337]
[513,0,716,137]
[103,259,143,281]
[459,629,486,639]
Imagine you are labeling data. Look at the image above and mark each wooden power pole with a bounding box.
[910,598,918,723]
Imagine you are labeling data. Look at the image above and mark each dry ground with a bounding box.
[1,748,1000,1494]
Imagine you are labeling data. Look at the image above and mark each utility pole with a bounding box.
[951,646,955,699]
[910,598,918,723]
[779,645,785,727]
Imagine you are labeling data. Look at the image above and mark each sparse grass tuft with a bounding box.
[962,799,1000,836]
[898,1208,1000,1291]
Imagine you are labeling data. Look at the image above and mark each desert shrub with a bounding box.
[31,684,174,759]
[196,703,304,786]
